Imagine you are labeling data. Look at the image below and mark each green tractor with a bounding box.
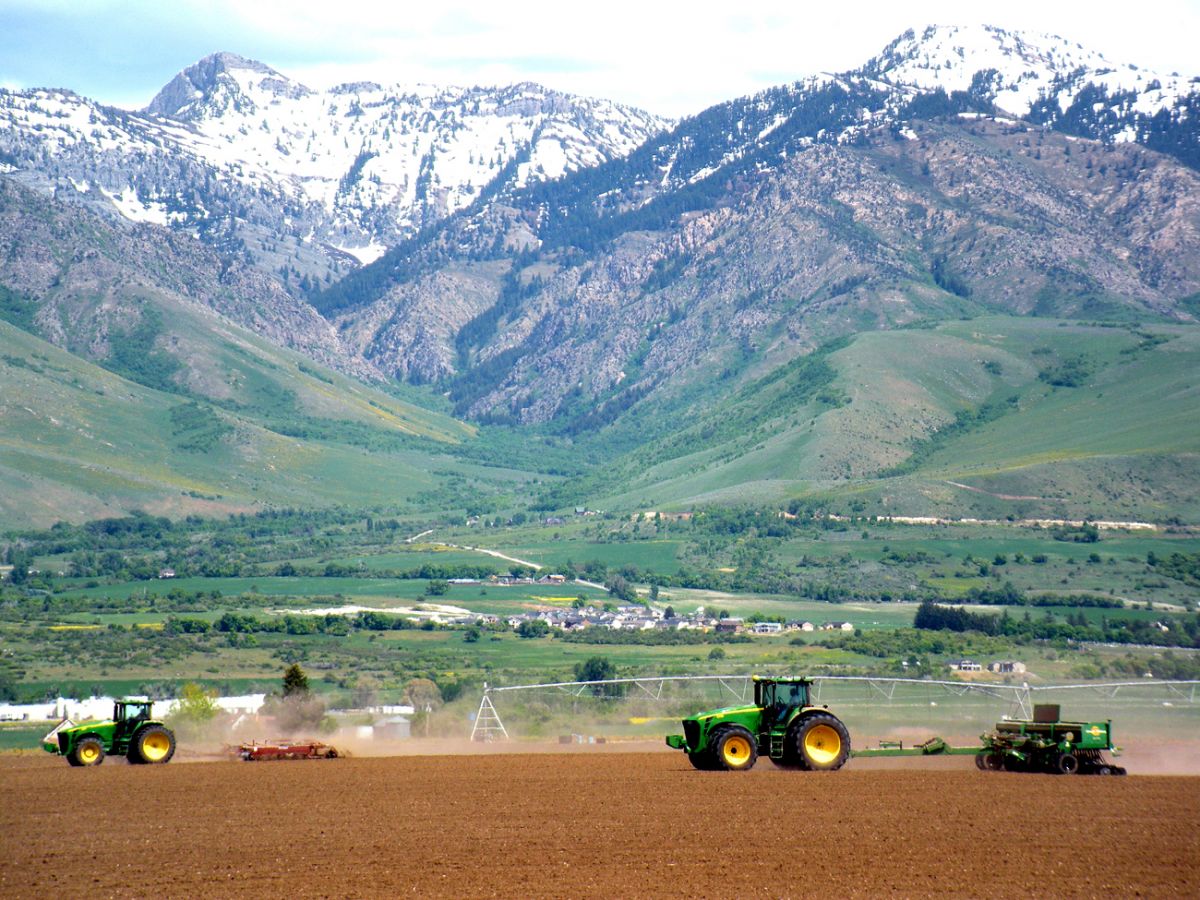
[665,676,850,771]
[42,699,177,767]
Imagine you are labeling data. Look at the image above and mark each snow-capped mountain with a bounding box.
[1,26,1198,418]
[304,25,1200,418]
[864,25,1197,149]
[0,52,669,274]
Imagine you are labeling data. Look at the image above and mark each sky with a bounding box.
[2,0,1198,118]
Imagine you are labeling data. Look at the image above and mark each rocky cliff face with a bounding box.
[0,178,376,380]
[328,112,1200,427]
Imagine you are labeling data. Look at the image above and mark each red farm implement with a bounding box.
[233,739,342,761]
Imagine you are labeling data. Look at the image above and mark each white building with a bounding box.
[988,661,1027,674]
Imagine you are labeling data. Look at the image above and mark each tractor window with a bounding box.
[119,704,150,722]
[778,684,807,707]
[758,683,808,709]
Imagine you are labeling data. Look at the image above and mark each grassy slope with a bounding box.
[5,306,1198,528]
[585,317,1200,519]
[0,310,524,528]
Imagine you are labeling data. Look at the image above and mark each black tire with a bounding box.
[129,724,176,765]
[974,753,988,771]
[1095,766,1112,776]
[792,714,850,771]
[69,735,105,767]
[713,726,758,771]
[1057,753,1079,775]
[687,751,718,770]
[985,752,1006,771]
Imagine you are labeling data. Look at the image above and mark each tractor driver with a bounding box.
[773,683,804,722]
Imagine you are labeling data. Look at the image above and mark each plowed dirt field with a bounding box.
[2,752,1196,898]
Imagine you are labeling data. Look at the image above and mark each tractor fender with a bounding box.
[783,707,835,730]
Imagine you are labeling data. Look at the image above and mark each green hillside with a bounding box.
[555,318,1200,521]
[4,310,1198,530]
[0,312,533,529]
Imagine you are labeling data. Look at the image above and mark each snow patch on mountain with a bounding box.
[867,24,1196,118]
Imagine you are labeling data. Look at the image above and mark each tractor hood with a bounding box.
[687,704,758,723]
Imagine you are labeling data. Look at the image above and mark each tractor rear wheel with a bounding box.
[984,753,1006,771]
[793,714,850,771]
[129,725,176,765]
[1057,753,1079,775]
[69,735,105,767]
[713,726,758,771]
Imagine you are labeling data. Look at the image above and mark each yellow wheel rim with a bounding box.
[79,743,101,764]
[721,734,752,767]
[141,732,171,762]
[804,724,841,765]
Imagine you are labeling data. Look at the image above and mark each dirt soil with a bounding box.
[2,752,1196,898]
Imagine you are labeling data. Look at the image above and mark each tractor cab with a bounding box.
[754,677,812,712]
[115,700,153,726]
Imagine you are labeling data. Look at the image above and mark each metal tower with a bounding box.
[469,685,509,741]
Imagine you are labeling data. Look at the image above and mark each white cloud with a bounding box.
[3,0,1198,116]
[244,1,1200,116]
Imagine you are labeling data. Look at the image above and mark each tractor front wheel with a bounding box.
[129,725,176,765]
[793,714,850,771]
[69,735,106,767]
[687,751,719,770]
[713,726,758,771]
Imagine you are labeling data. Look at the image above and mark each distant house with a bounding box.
[752,622,783,634]
[788,621,816,632]
[820,621,854,632]
[954,659,983,672]
[715,618,744,634]
[988,661,1027,674]
[538,573,566,584]
[157,568,176,579]
[544,516,565,526]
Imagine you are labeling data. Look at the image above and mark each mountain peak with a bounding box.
[145,51,312,118]
[864,24,1112,115]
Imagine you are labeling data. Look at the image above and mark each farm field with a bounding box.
[1,752,1196,898]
